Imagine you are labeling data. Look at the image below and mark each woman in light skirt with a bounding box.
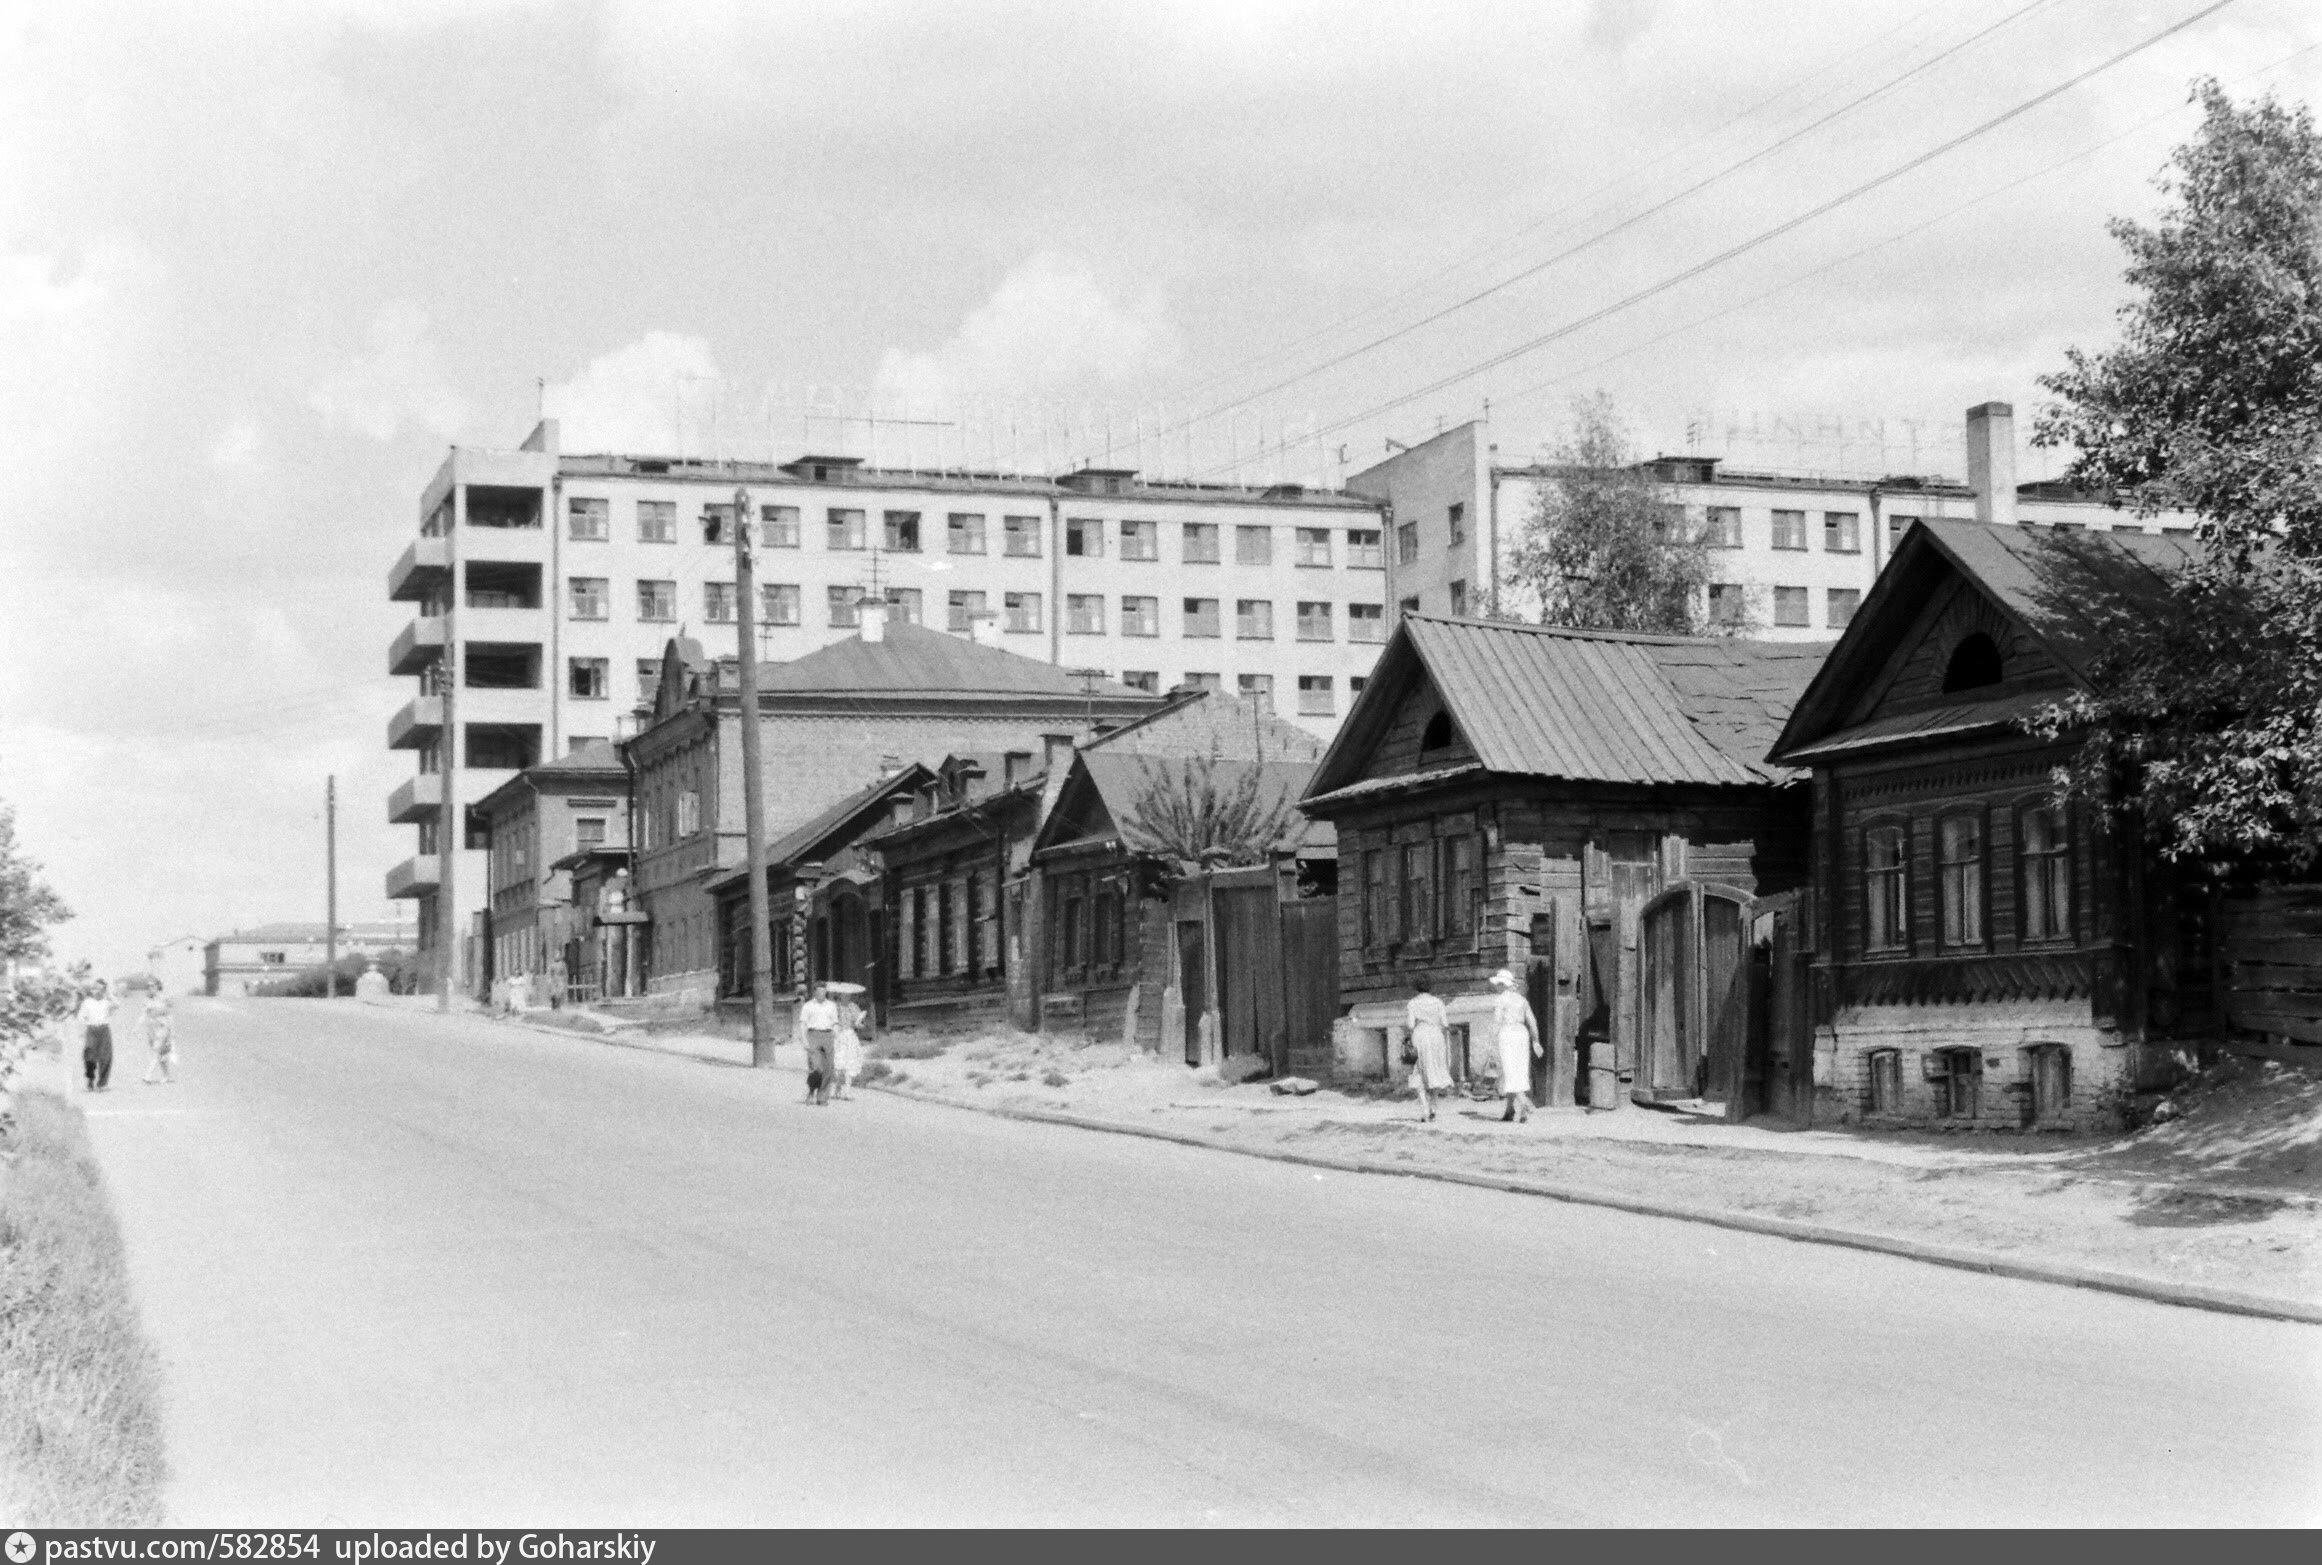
[833,996,864,1100]
[1488,968,1541,1123]
[1404,978,1452,1121]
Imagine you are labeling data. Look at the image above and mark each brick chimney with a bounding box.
[1042,732,1075,777]
[858,596,889,643]
[1966,402,2017,528]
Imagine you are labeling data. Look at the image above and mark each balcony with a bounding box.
[385,854,441,900]
[387,774,442,824]
[387,694,444,750]
[388,537,451,603]
[389,616,447,675]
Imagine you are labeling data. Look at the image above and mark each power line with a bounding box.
[1487,35,2322,430]
[1165,0,1961,406]
[1204,0,2241,474]
[1162,0,2063,443]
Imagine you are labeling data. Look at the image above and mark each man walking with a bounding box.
[78,980,117,1092]
[798,984,839,1105]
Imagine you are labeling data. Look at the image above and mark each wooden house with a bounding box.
[872,751,1048,1029]
[1767,518,2210,1131]
[1301,615,1827,1115]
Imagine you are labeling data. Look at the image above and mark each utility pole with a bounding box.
[732,485,779,1066]
[325,775,338,998]
[438,491,460,1014]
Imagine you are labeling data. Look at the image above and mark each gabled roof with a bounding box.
[1035,751,1322,858]
[755,622,1151,702]
[1768,518,2198,764]
[706,765,934,894]
[1305,616,1829,805]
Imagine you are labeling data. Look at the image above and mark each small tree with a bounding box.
[1119,749,1298,871]
[1506,392,1719,635]
[2030,80,2322,865]
[1,804,78,1113]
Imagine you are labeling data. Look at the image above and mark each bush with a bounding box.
[0,1091,168,1524]
[870,1033,950,1061]
[252,948,420,998]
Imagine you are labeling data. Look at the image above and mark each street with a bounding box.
[76,998,2322,1526]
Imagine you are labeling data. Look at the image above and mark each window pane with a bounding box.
[1182,523,1219,563]
[947,513,986,554]
[1236,525,1272,565]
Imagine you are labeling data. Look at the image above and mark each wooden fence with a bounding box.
[2217,886,2322,1044]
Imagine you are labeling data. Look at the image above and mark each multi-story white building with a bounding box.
[386,419,1393,985]
[1350,402,2200,641]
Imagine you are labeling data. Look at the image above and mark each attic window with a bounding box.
[1941,633,2003,693]
[1421,710,1458,752]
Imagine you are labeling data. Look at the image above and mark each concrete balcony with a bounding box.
[385,854,441,900]
[387,694,444,750]
[388,536,451,602]
[387,774,442,824]
[389,616,447,676]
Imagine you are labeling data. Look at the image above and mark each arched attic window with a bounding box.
[1941,632,2004,694]
[1422,710,1459,752]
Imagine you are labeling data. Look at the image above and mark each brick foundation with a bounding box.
[1819,999,2131,1132]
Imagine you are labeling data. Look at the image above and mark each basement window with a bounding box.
[1866,1048,1902,1115]
[1926,1047,1981,1120]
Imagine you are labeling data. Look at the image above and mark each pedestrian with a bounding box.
[141,989,177,1084]
[833,994,864,1100]
[798,984,839,1105]
[1488,968,1540,1123]
[77,980,117,1092]
[1404,978,1452,1122]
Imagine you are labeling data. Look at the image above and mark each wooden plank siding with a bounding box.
[2219,887,2322,1045]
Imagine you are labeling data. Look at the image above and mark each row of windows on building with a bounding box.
[564,577,1391,641]
[1864,1042,2072,1122]
[1860,802,2072,954]
[576,656,1367,715]
[1360,836,1484,950]
[1710,583,1862,630]
[898,874,1000,983]
[566,496,1386,567]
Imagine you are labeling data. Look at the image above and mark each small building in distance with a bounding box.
[204,920,417,995]
[471,739,631,1006]
[1302,615,1826,1115]
[1767,519,2212,1131]
[146,935,208,996]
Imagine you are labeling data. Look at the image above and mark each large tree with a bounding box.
[1506,392,1719,635]
[2030,80,2322,865]
[0,804,70,966]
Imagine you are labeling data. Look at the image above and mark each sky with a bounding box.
[2,0,2316,975]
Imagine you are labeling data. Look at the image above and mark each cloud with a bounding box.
[543,330,721,454]
[308,302,471,442]
[211,418,263,469]
[875,253,1180,403]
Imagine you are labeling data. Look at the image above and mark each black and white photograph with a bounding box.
[1,0,2319,1532]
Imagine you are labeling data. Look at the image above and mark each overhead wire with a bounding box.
[1155,0,2065,444]
[1195,0,2244,474]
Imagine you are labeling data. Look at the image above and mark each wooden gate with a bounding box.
[1177,919,1207,1066]
[1214,881,1282,1064]
[1637,881,1753,1104]
[1729,890,1812,1125]
[1279,896,1339,1077]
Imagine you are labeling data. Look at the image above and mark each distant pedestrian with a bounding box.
[1488,968,1540,1123]
[1404,978,1451,1122]
[833,995,864,1100]
[798,985,839,1105]
[77,981,117,1092]
[141,991,177,1084]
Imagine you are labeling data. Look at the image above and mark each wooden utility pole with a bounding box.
[732,485,779,1066]
[438,495,460,1014]
[326,775,339,998]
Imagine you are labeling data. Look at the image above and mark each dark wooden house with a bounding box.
[1302,615,1827,1116]
[872,751,1047,1028]
[1765,518,2207,1130]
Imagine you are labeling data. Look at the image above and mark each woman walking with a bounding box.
[1488,968,1541,1123]
[1404,978,1452,1121]
[832,993,864,1100]
[141,990,178,1084]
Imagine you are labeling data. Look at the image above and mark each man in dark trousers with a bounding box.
[77,979,117,1091]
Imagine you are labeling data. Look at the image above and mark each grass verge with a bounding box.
[0,1088,168,1525]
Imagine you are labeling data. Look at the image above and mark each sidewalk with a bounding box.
[521,1008,2322,1322]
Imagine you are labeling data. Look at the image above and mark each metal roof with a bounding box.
[1393,617,1829,788]
[755,622,1156,702]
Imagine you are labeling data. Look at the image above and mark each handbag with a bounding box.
[1400,1040,1419,1067]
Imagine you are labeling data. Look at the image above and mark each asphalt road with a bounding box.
[74,997,2322,1526]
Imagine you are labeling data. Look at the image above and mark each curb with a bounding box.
[870,1085,2322,1329]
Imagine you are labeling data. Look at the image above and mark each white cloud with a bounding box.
[543,330,721,454]
[308,302,471,442]
[211,418,262,468]
[876,252,1181,403]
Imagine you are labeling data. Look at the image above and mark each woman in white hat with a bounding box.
[1487,968,1541,1123]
